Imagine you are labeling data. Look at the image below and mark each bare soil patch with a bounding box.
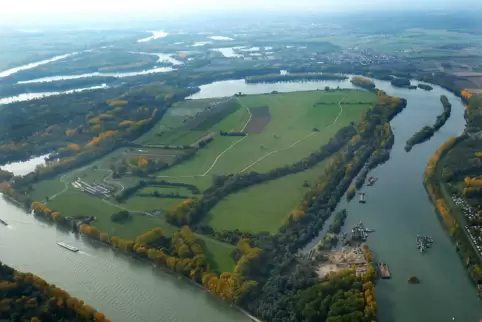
[244,106,271,133]
[316,246,368,279]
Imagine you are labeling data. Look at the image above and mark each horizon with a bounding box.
[1,0,481,26]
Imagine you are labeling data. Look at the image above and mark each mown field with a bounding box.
[29,88,376,271]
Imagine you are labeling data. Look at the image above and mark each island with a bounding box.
[408,276,420,284]
[350,76,376,90]
[405,95,452,151]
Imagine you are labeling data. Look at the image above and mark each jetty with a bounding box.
[378,262,391,279]
[359,192,366,203]
[0,218,7,226]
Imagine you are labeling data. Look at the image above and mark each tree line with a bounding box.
[115,179,200,203]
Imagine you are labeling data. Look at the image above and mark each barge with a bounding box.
[378,262,391,279]
[56,242,79,252]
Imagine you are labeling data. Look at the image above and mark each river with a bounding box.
[0,200,250,322]
[1,154,50,176]
[0,84,108,105]
[1,77,481,321]
[16,67,175,84]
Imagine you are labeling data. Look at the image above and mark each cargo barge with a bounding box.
[378,262,391,279]
[56,242,79,252]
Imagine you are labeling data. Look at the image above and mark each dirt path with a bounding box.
[95,169,125,193]
[101,198,152,216]
[239,96,346,173]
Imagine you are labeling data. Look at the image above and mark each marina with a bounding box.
[56,242,79,252]
[416,235,434,253]
[351,221,374,242]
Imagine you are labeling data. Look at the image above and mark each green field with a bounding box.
[204,156,332,233]
[155,90,374,177]
[29,89,376,271]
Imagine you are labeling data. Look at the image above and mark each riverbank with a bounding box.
[424,132,482,285]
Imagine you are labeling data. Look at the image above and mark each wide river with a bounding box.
[1,77,481,321]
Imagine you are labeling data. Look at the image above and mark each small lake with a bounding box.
[208,36,234,41]
[131,52,183,66]
[188,78,354,99]
[192,41,213,47]
[1,154,50,176]
[137,30,168,43]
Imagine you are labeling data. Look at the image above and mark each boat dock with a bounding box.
[378,262,391,279]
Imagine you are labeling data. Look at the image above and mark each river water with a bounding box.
[1,154,50,176]
[0,84,108,105]
[1,77,481,321]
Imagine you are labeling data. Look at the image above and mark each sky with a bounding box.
[0,0,479,24]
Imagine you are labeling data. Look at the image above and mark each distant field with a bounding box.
[136,98,240,146]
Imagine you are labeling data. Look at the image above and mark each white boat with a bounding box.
[57,241,79,252]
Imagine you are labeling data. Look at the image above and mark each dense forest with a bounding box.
[0,262,109,321]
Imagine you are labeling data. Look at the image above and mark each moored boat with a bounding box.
[359,193,366,203]
[57,241,79,252]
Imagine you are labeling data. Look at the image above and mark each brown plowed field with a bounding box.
[244,106,271,133]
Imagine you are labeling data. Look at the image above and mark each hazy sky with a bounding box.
[1,0,479,22]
